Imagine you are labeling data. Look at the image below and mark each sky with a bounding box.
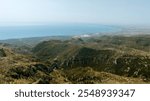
[0,0,150,25]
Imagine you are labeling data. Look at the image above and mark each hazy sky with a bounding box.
[0,0,150,25]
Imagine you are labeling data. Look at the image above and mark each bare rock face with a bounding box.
[0,48,6,57]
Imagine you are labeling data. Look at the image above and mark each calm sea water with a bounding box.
[0,24,121,40]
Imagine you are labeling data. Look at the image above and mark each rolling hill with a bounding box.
[0,34,150,84]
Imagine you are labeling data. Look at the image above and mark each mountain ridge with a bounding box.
[0,34,150,84]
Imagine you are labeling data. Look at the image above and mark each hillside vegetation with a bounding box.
[0,35,150,84]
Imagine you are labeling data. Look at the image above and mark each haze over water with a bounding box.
[0,0,150,40]
[0,24,121,40]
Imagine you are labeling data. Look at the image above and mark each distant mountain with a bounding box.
[0,36,71,47]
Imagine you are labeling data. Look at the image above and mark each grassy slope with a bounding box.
[0,35,150,84]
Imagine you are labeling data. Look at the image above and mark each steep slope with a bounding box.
[32,39,83,61]
[0,45,40,83]
[0,48,6,57]
[0,35,150,84]
[61,47,115,69]
[32,37,150,82]
[64,67,144,84]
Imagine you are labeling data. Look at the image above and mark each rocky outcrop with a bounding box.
[0,48,6,57]
[7,63,49,79]
[61,47,115,69]
[65,67,144,84]
[112,55,150,81]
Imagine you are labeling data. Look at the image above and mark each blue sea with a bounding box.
[0,24,121,40]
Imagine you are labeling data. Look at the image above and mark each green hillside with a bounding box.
[0,34,150,84]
